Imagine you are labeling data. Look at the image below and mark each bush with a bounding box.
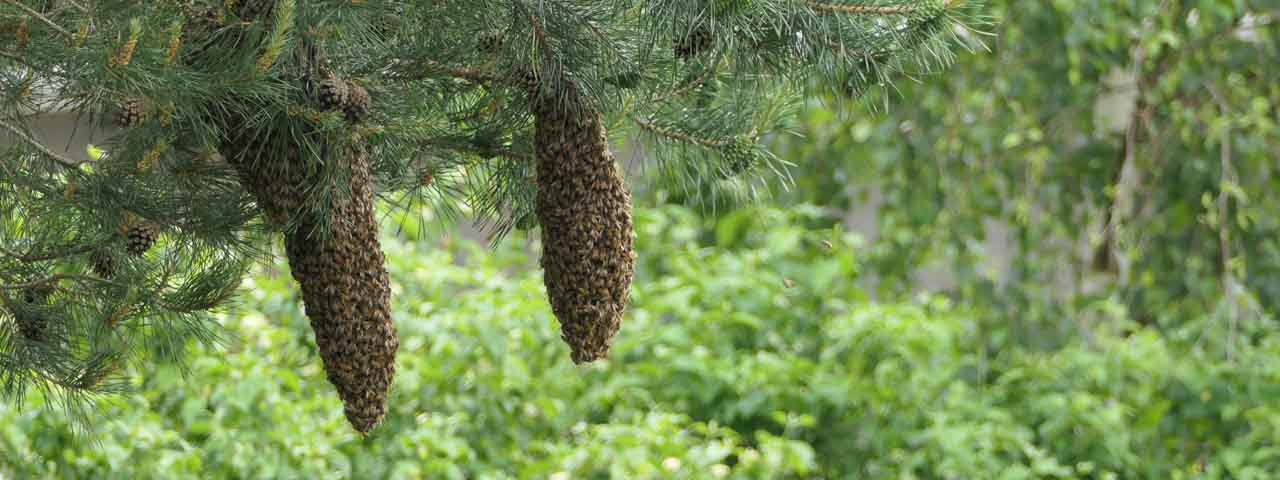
[2,205,1278,478]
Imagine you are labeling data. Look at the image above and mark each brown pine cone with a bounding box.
[317,77,349,112]
[90,249,117,279]
[125,222,158,256]
[675,26,714,58]
[114,98,144,128]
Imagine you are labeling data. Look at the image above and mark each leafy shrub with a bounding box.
[2,205,1278,478]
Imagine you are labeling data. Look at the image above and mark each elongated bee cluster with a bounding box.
[529,79,636,364]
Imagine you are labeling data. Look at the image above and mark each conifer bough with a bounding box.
[0,0,980,432]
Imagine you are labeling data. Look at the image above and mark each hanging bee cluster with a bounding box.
[529,79,636,364]
[342,82,371,123]
[151,2,399,434]
[276,139,397,435]
[224,130,397,434]
[222,122,396,435]
[217,64,394,433]
[478,30,506,54]
[316,76,350,112]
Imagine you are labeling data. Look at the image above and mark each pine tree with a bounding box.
[0,0,981,433]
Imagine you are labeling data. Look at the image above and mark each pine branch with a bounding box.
[2,0,73,39]
[632,116,730,148]
[435,140,533,161]
[512,1,553,56]
[0,273,114,291]
[649,64,721,105]
[61,0,89,14]
[0,243,98,263]
[413,59,497,85]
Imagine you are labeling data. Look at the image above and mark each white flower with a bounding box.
[711,464,731,477]
[662,457,682,471]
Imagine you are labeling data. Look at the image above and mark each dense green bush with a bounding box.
[3,205,1278,478]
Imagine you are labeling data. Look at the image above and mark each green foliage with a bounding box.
[0,0,982,412]
[3,206,1279,478]
[765,0,1279,341]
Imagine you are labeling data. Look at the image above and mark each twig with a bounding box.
[1,243,99,263]
[425,139,533,161]
[413,58,498,85]
[62,0,90,14]
[0,118,84,168]
[512,1,553,58]
[2,0,74,39]
[631,116,730,148]
[807,0,958,15]
[650,65,720,105]
[0,273,114,290]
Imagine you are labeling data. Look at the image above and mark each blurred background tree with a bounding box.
[751,0,1280,351]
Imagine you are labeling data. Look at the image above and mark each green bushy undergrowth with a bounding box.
[2,206,1278,479]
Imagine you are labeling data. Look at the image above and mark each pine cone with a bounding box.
[342,80,371,124]
[73,359,119,389]
[478,31,505,54]
[532,82,636,364]
[90,250,116,279]
[125,222,157,256]
[719,136,758,177]
[114,98,144,128]
[178,5,223,64]
[226,132,397,434]
[17,286,52,341]
[675,26,714,59]
[21,288,45,305]
[15,308,46,342]
[518,70,542,98]
[316,77,349,112]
